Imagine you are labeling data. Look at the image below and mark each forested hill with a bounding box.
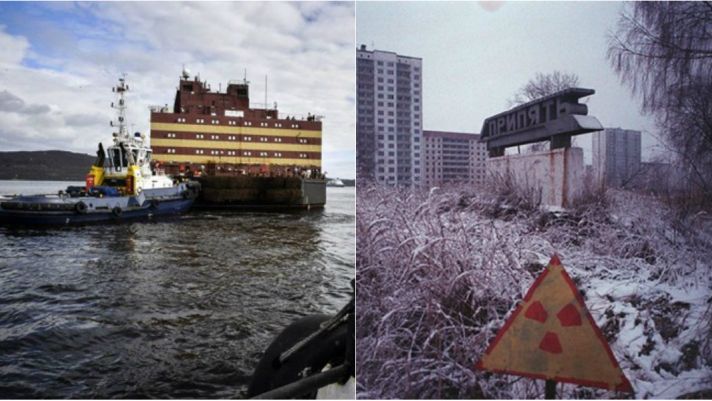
[0,151,95,181]
[340,179,355,187]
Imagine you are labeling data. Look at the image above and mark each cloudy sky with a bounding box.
[357,2,662,164]
[0,2,356,178]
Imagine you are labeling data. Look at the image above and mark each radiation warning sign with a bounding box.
[475,255,633,393]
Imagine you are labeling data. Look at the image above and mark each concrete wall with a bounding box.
[486,147,584,208]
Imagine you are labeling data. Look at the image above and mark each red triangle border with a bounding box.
[474,255,634,393]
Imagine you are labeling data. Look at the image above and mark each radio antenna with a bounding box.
[112,73,129,140]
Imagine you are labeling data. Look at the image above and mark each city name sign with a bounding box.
[480,88,602,154]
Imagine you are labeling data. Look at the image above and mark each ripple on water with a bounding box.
[0,187,354,398]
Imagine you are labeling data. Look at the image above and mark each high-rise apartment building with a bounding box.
[592,128,642,187]
[423,130,487,187]
[357,45,423,185]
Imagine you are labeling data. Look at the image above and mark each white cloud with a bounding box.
[0,90,51,115]
[0,2,356,178]
[0,25,29,65]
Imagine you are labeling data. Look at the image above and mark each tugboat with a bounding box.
[0,77,199,226]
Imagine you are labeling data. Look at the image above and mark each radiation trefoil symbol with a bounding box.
[525,300,581,354]
[475,255,633,393]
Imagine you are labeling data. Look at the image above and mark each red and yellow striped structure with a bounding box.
[150,117,321,168]
[148,76,322,174]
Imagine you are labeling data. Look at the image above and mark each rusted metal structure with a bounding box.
[475,255,633,395]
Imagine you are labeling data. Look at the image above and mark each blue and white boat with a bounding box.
[0,77,198,226]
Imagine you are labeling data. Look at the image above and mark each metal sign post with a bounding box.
[545,379,556,399]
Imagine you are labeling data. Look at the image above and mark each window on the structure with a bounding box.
[108,148,119,168]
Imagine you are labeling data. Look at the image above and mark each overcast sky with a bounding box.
[0,2,356,178]
[357,1,662,164]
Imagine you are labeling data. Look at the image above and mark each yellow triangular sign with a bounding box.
[475,255,633,393]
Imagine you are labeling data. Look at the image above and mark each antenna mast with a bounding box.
[112,74,129,140]
[265,74,268,110]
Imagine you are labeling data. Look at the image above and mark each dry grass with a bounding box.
[356,182,712,399]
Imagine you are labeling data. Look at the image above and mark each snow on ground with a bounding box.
[356,184,712,399]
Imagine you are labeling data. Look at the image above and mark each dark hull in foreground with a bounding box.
[248,290,354,399]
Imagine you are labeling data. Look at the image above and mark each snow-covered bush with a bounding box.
[357,182,712,399]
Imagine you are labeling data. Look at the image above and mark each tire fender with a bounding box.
[247,315,347,398]
[75,201,88,214]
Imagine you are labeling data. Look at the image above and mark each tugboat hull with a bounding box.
[0,183,198,226]
[0,197,193,226]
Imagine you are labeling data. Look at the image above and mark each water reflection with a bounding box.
[0,187,354,398]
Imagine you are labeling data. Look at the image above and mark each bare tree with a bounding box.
[608,2,712,203]
[507,71,580,107]
[508,71,581,152]
[608,2,712,114]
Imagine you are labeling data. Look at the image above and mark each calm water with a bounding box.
[0,180,354,398]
